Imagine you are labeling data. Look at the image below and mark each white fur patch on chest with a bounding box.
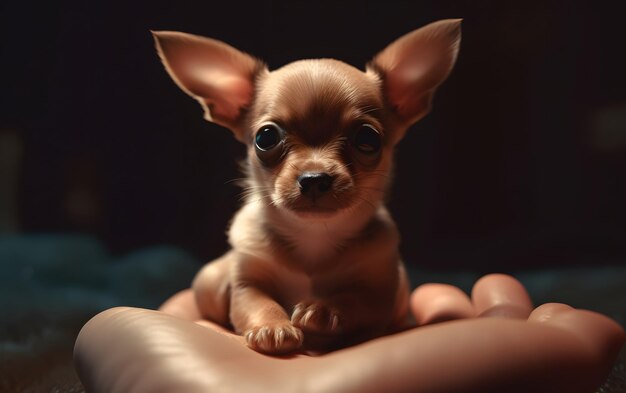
[272,207,374,265]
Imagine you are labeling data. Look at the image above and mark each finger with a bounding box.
[471,274,533,319]
[158,288,202,320]
[411,283,475,325]
[528,302,574,323]
[531,305,625,371]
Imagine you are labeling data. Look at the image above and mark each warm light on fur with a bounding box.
[153,19,461,354]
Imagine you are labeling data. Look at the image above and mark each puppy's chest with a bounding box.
[279,219,355,263]
[289,231,341,263]
[272,265,314,306]
[269,252,355,307]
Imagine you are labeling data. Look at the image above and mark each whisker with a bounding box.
[354,195,377,210]
[334,161,353,172]
[358,186,387,193]
[225,177,249,185]
[354,172,390,180]
[288,162,302,172]
[237,184,276,203]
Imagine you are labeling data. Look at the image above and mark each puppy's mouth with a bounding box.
[289,203,342,219]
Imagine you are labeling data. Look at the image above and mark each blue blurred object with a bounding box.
[0,234,199,326]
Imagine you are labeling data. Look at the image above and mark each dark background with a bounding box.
[2,0,625,272]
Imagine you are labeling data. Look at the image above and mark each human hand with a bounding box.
[74,274,624,393]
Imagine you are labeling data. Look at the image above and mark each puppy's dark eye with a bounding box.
[255,125,281,151]
[353,124,381,154]
[255,123,285,166]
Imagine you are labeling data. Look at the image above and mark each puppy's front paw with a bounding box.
[244,323,303,354]
[291,301,341,334]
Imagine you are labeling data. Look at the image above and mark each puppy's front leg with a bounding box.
[292,264,409,345]
[192,251,234,326]
[231,286,303,354]
[291,290,394,338]
[230,260,303,354]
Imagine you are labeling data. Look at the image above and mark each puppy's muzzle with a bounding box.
[297,172,334,199]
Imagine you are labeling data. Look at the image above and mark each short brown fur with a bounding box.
[153,19,461,354]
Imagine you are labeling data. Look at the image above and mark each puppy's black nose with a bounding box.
[297,172,334,198]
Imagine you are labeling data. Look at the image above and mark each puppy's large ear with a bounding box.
[368,19,461,133]
[152,31,266,141]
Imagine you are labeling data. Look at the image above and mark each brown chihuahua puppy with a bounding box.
[153,19,461,354]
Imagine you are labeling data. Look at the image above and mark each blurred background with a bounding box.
[1,0,625,391]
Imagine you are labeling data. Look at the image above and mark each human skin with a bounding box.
[74,274,624,393]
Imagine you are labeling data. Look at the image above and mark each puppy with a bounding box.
[153,19,461,354]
